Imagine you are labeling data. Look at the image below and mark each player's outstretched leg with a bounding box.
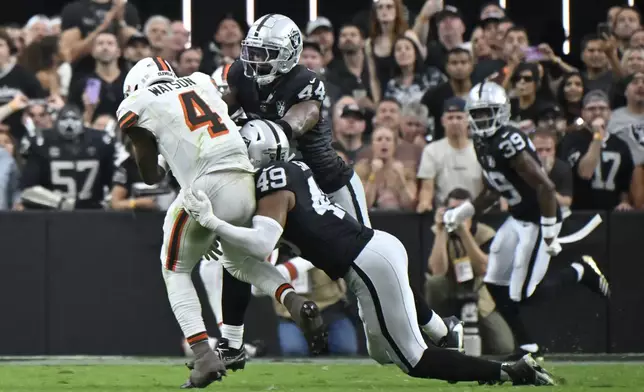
[217,268,252,371]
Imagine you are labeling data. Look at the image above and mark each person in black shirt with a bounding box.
[69,32,125,124]
[20,104,115,209]
[558,91,634,211]
[0,30,46,142]
[509,62,548,124]
[421,47,473,140]
[60,0,140,78]
[183,119,558,386]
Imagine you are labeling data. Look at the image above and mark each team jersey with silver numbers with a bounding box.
[254,160,374,280]
[116,72,254,188]
[473,126,561,223]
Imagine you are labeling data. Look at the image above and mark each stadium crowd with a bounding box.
[0,0,641,357]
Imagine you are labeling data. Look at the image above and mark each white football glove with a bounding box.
[183,188,220,231]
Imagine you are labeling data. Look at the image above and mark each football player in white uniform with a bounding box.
[116,57,325,388]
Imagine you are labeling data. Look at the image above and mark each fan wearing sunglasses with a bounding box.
[509,62,551,125]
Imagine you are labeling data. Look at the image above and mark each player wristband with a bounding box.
[540,216,557,225]
[274,119,294,139]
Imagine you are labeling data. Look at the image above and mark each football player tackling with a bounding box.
[445,82,611,360]
[183,120,556,386]
[116,57,325,388]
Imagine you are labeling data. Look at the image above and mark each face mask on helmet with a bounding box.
[241,44,282,84]
[55,107,84,139]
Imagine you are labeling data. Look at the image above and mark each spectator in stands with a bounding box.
[200,15,244,75]
[60,0,139,78]
[557,71,585,125]
[355,125,417,210]
[470,26,492,63]
[608,73,644,179]
[19,36,64,96]
[24,101,55,134]
[580,34,615,94]
[144,15,172,59]
[629,28,644,48]
[383,36,445,107]
[472,25,529,84]
[478,12,506,62]
[175,48,202,77]
[0,29,46,142]
[509,62,551,124]
[426,188,514,355]
[535,103,567,138]
[559,90,634,211]
[372,98,400,132]
[367,0,422,92]
[331,98,367,165]
[122,33,151,70]
[416,97,482,213]
[399,102,430,147]
[613,6,642,54]
[305,17,335,69]
[530,129,573,212]
[327,23,380,111]
[418,5,464,74]
[611,48,644,108]
[421,47,473,140]
[171,21,190,51]
[272,247,357,357]
[69,32,125,124]
[0,131,20,210]
[4,24,25,58]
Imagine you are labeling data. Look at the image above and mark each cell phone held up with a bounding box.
[597,23,611,38]
[84,78,102,105]
[522,46,547,63]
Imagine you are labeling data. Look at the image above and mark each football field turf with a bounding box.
[0,359,641,391]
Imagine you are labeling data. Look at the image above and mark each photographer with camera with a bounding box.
[426,188,514,356]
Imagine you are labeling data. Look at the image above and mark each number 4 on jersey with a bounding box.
[178,91,229,138]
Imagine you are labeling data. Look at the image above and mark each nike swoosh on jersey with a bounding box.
[310,78,316,83]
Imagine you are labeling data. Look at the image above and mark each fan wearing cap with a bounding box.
[123,32,151,69]
[417,97,482,213]
[20,104,115,210]
[558,90,634,211]
[305,17,335,68]
[422,5,466,75]
[331,98,367,164]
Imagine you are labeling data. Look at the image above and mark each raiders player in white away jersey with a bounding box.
[117,57,325,388]
[445,82,611,361]
[182,118,558,386]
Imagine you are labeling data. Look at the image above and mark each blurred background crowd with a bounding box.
[0,0,643,357]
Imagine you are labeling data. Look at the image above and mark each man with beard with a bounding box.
[530,129,573,213]
[305,17,335,69]
[20,104,115,210]
[68,32,125,123]
[613,7,642,54]
[327,24,379,112]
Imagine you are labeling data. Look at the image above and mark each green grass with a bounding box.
[0,362,640,391]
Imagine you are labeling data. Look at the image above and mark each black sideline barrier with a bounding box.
[0,210,640,356]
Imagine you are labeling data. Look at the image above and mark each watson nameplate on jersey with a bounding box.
[148,77,197,96]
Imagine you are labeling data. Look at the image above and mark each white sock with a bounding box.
[221,324,244,350]
[571,263,584,282]
[520,343,539,353]
[199,258,224,324]
[163,269,207,340]
[421,312,448,344]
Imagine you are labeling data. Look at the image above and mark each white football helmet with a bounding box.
[211,64,231,95]
[239,119,291,168]
[123,57,177,98]
[465,81,511,138]
[241,14,303,85]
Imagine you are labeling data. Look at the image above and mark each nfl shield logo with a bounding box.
[276,101,286,117]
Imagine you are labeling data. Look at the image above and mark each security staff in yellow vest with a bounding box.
[272,246,358,356]
[425,188,514,355]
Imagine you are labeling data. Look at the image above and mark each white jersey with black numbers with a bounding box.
[116,72,254,188]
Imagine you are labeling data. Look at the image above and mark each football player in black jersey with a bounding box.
[20,104,115,209]
[445,82,611,360]
[215,13,372,367]
[182,119,557,386]
[216,14,444,369]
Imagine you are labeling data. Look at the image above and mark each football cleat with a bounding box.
[214,338,247,371]
[501,354,556,386]
[180,349,226,389]
[503,347,545,363]
[439,316,464,352]
[579,256,611,298]
[297,301,328,355]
